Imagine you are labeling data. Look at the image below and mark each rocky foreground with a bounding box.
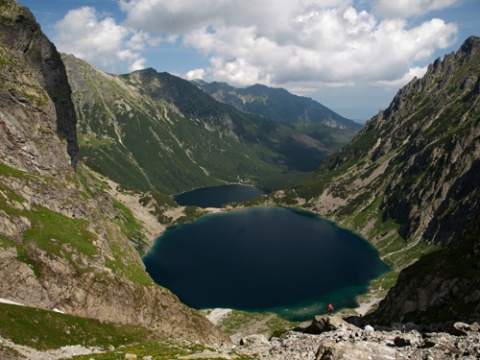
[234,315,480,359]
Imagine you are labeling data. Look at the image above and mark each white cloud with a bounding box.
[375,66,429,87]
[60,1,459,95]
[179,4,457,90]
[53,6,149,73]
[184,68,206,80]
[373,0,460,18]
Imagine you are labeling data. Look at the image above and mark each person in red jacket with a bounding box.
[327,303,334,315]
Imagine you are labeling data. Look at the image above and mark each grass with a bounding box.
[110,197,150,257]
[0,161,37,178]
[0,170,98,275]
[0,303,151,351]
[67,339,256,360]
[22,205,98,275]
[370,271,400,292]
[104,242,153,286]
[203,309,297,340]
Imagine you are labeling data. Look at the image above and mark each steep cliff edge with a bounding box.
[0,0,78,169]
[0,0,228,345]
[288,36,480,325]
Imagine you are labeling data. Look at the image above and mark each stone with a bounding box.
[451,322,471,336]
[393,336,411,347]
[306,315,356,335]
[364,325,374,334]
[315,340,338,360]
[239,334,269,346]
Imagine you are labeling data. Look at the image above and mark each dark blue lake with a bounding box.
[143,206,389,321]
[174,184,265,208]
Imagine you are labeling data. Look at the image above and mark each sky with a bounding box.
[18,0,480,122]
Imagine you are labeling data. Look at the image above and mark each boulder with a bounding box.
[451,322,472,336]
[239,334,269,346]
[315,340,340,360]
[306,315,358,335]
[393,336,411,347]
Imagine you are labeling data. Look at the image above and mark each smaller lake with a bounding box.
[174,184,265,208]
[143,206,389,321]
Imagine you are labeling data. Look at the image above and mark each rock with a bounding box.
[239,334,269,346]
[364,325,374,334]
[470,322,479,332]
[451,322,471,336]
[306,315,357,334]
[393,336,411,347]
[125,354,137,360]
[315,340,339,360]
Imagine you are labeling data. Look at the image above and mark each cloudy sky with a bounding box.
[19,0,480,121]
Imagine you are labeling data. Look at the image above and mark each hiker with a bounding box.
[327,303,334,315]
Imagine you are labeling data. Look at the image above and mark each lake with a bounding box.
[143,206,389,321]
[174,184,265,208]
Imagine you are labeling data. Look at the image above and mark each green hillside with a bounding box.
[64,56,355,195]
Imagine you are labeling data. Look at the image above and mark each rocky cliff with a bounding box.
[0,0,78,170]
[0,0,227,345]
[288,36,480,326]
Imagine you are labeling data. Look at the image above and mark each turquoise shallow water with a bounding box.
[144,206,389,321]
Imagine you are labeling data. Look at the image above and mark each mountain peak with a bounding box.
[459,35,480,55]
[194,80,362,129]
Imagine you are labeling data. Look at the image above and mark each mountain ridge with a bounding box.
[64,53,359,194]
[282,35,480,325]
[193,79,362,129]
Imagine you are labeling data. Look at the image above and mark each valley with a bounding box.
[0,0,479,358]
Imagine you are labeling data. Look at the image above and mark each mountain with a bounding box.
[63,57,358,195]
[3,0,479,354]
[285,36,480,326]
[193,81,362,130]
[0,0,227,346]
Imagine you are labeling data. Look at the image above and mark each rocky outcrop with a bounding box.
[304,315,358,334]
[298,35,480,249]
[370,218,480,328]
[235,316,480,359]
[0,0,78,169]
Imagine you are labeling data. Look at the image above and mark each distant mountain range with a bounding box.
[193,80,362,130]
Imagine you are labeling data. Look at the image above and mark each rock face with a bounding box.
[0,0,228,346]
[289,36,480,325]
[0,0,78,170]
[297,35,480,249]
[371,218,480,327]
